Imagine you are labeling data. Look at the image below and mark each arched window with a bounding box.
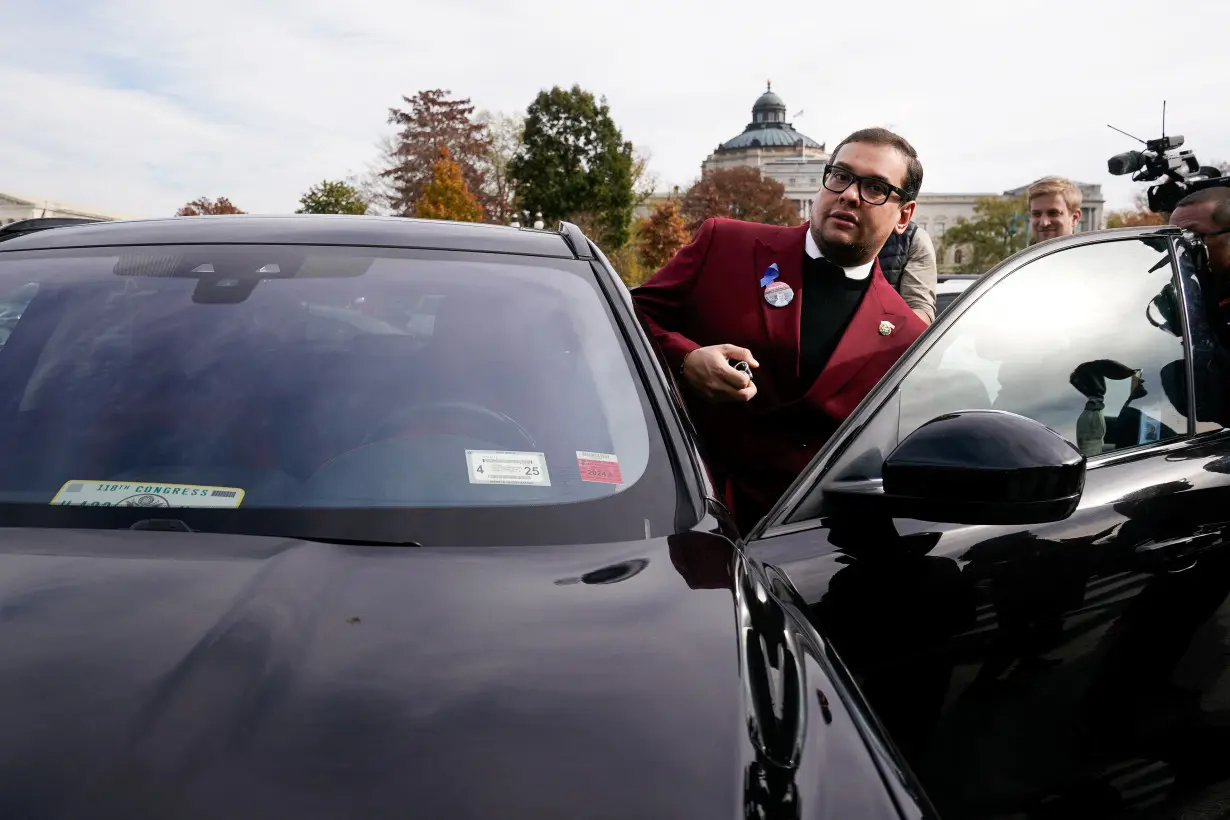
[954,249,964,265]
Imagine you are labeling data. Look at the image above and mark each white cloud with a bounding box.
[2,0,1227,217]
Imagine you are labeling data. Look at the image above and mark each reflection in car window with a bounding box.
[898,238,1188,457]
[0,246,652,512]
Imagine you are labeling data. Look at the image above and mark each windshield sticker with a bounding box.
[576,451,623,485]
[50,481,246,508]
[465,450,551,487]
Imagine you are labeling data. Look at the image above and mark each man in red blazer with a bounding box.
[633,127,929,533]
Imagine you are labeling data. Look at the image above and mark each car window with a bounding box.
[898,238,1188,458]
[0,246,657,520]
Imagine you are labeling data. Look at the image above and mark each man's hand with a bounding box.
[681,344,759,402]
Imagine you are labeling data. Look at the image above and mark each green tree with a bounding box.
[636,198,690,271]
[176,196,244,216]
[680,166,799,232]
[415,146,484,223]
[938,195,1029,273]
[295,179,369,215]
[509,85,636,248]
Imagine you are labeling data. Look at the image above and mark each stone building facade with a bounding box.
[645,85,1107,272]
[0,191,131,225]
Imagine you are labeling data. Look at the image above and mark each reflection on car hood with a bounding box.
[0,527,906,820]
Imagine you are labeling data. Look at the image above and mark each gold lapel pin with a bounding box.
[878,320,895,336]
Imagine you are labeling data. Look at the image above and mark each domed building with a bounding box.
[701,83,832,220]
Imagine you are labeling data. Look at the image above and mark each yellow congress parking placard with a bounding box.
[50,481,245,508]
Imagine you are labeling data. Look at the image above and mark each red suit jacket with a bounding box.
[632,218,927,531]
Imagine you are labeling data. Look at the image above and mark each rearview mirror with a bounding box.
[826,410,1086,526]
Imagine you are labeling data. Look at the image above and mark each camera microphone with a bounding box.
[1108,150,1146,176]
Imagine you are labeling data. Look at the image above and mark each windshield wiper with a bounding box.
[128,520,422,548]
[293,536,424,548]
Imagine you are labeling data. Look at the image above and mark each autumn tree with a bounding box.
[938,195,1029,273]
[296,179,369,215]
[382,89,492,218]
[680,167,798,232]
[509,85,636,248]
[1106,191,1166,228]
[414,146,484,223]
[637,199,690,271]
[632,148,659,211]
[176,196,245,216]
[475,110,524,225]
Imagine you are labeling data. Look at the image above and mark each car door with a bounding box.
[746,229,1230,820]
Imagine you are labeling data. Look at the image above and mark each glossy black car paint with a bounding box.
[747,227,1230,818]
[0,216,928,820]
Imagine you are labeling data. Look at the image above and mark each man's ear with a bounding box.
[896,201,917,233]
[1072,208,1082,229]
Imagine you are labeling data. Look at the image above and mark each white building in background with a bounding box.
[0,190,133,225]
[643,85,1107,272]
[699,83,831,221]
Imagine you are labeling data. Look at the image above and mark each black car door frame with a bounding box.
[743,227,1230,818]
[746,226,1209,540]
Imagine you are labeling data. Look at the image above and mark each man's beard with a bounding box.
[812,223,874,267]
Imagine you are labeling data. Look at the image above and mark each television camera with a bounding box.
[1107,105,1228,214]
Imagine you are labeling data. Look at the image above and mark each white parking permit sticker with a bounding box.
[465,451,550,486]
[50,481,246,508]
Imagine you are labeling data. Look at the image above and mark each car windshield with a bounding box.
[0,244,671,545]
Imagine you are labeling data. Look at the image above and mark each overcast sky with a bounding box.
[2,0,1227,219]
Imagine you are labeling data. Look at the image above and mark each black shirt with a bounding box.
[798,252,871,388]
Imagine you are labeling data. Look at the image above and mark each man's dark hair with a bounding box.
[830,127,924,202]
[1175,186,1230,228]
[1175,186,1230,210]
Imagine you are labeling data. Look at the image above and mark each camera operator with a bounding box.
[1170,188,1230,338]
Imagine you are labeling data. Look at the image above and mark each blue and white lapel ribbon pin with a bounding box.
[759,263,780,288]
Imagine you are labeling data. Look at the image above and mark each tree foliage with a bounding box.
[636,199,691,271]
[383,89,492,218]
[176,196,244,216]
[508,85,636,248]
[475,110,524,225]
[631,148,659,211]
[296,179,369,215]
[938,195,1029,273]
[414,146,484,223]
[1106,192,1166,228]
[680,167,798,232]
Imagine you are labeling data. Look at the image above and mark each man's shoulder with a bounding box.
[702,217,808,246]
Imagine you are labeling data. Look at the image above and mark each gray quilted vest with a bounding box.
[876,221,918,291]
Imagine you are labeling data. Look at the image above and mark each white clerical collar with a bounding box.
[805,228,874,281]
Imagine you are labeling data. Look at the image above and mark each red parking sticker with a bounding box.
[577,451,623,484]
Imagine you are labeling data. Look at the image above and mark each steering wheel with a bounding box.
[361,401,537,450]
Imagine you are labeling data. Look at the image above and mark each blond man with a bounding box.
[1027,177,1082,244]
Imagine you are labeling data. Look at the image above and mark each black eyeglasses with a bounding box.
[822,165,910,206]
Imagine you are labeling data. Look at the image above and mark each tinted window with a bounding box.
[899,238,1188,456]
[0,246,654,517]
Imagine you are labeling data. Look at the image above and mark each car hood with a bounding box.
[0,527,909,820]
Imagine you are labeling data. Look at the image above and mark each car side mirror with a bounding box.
[826,410,1086,526]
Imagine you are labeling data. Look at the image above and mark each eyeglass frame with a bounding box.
[822,164,914,206]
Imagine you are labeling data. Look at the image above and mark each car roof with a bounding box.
[0,214,582,259]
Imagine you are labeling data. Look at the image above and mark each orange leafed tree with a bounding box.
[176,196,245,216]
[680,166,799,232]
[414,146,484,223]
[1106,192,1166,228]
[637,199,691,271]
